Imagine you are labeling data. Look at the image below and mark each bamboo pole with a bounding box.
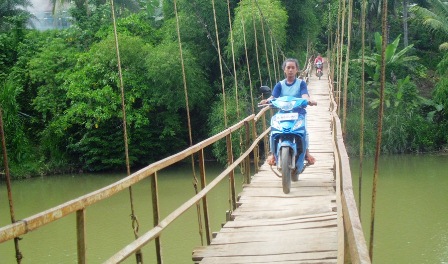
[227,0,240,120]
[259,13,273,88]
[270,34,278,82]
[0,108,22,263]
[358,0,367,219]
[211,0,228,127]
[338,0,346,118]
[150,173,162,263]
[369,0,389,260]
[198,150,211,245]
[252,0,263,87]
[76,209,86,264]
[241,14,255,115]
[342,0,353,135]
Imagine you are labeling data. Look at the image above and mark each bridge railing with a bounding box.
[0,109,270,263]
[328,67,371,263]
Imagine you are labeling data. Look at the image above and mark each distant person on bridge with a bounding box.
[314,53,324,76]
[260,58,316,165]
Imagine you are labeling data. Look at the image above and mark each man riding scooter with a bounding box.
[314,53,324,76]
[259,58,316,166]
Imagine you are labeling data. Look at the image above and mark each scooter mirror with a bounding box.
[259,86,271,97]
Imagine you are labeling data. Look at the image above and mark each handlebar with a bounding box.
[258,99,317,107]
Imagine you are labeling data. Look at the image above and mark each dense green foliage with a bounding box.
[333,0,448,155]
[0,0,447,178]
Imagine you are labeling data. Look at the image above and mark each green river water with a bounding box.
[1,154,447,263]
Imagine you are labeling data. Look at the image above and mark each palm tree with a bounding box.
[410,0,448,50]
[357,32,420,109]
[362,32,419,82]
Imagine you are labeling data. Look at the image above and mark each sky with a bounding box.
[29,0,53,13]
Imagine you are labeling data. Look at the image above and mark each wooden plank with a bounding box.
[219,220,337,233]
[221,215,337,228]
[197,252,338,264]
[193,240,338,258]
[212,229,337,244]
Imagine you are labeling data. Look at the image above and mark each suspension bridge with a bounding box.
[191,65,368,263]
[0,62,370,263]
[0,0,374,262]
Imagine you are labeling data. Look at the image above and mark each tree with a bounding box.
[360,32,419,86]
[230,0,287,60]
[410,0,448,50]
[51,0,141,14]
[349,32,430,153]
[50,33,209,170]
[0,0,33,76]
[0,0,33,32]
[281,0,320,53]
[28,36,78,163]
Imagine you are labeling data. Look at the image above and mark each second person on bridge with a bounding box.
[260,58,316,166]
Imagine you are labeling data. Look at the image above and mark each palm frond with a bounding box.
[410,0,448,35]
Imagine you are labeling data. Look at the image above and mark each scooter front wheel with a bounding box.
[280,147,292,194]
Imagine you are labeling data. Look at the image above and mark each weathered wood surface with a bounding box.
[192,72,339,263]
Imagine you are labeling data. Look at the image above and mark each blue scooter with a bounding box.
[260,92,311,194]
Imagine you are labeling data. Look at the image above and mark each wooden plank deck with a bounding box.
[192,70,338,263]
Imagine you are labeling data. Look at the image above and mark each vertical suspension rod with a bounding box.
[109,0,142,262]
[0,108,22,264]
[173,0,204,246]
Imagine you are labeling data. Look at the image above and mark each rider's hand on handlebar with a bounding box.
[259,99,270,105]
[308,100,317,106]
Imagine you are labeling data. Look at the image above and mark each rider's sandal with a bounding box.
[266,155,276,166]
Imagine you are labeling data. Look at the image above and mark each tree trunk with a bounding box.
[402,0,409,47]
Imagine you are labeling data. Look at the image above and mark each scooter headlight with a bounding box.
[277,100,295,111]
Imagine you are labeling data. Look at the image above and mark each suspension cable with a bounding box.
[189,0,233,77]
[370,0,389,260]
[227,0,240,120]
[173,0,204,246]
[342,0,353,136]
[226,0,246,176]
[250,0,269,159]
[0,108,22,263]
[332,0,342,92]
[211,0,228,128]
[338,0,346,117]
[109,1,142,262]
[252,0,263,87]
[259,14,273,88]
[253,0,285,60]
[358,0,367,220]
[241,13,255,115]
[328,2,333,80]
[270,34,278,82]
[275,43,282,81]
